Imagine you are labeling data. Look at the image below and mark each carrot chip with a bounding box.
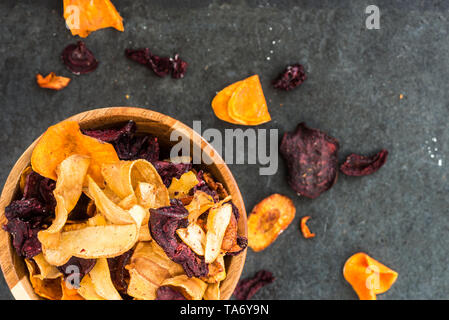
[343,252,398,300]
[300,216,315,239]
[36,73,71,90]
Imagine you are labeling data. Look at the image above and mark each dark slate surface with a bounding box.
[0,0,448,300]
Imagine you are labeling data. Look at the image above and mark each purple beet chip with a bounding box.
[156,286,187,300]
[62,41,98,75]
[108,249,134,294]
[153,160,192,187]
[170,54,188,79]
[273,64,307,91]
[340,149,388,176]
[233,270,275,300]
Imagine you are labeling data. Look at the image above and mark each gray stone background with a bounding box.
[0,0,448,300]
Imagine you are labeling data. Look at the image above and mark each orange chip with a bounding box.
[300,216,315,239]
[211,80,244,124]
[228,75,271,125]
[211,75,271,126]
[63,0,124,38]
[343,252,398,300]
[61,278,84,300]
[36,73,71,90]
[248,194,296,252]
[31,121,119,186]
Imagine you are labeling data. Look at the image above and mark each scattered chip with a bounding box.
[343,252,398,300]
[300,216,315,239]
[36,73,71,90]
[233,270,274,300]
[248,194,296,252]
[340,149,388,176]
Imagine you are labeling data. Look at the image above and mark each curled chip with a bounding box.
[340,149,388,176]
[78,274,105,300]
[343,252,398,300]
[248,194,296,252]
[162,274,208,300]
[168,171,199,199]
[89,258,122,300]
[32,253,62,280]
[41,204,146,266]
[38,155,90,247]
[36,73,71,90]
[279,123,339,199]
[24,259,62,300]
[185,190,215,223]
[101,159,169,209]
[61,278,84,300]
[176,223,207,256]
[204,282,220,300]
[205,203,232,263]
[63,0,124,38]
[31,121,119,186]
[126,268,159,300]
[300,216,315,239]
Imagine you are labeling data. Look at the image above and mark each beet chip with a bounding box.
[153,161,192,187]
[340,149,388,176]
[3,218,42,259]
[108,249,134,294]
[149,204,208,278]
[82,120,136,143]
[233,270,275,300]
[156,286,187,300]
[273,64,307,91]
[62,41,98,75]
[280,123,339,199]
[125,48,188,78]
[191,170,219,202]
[57,257,96,287]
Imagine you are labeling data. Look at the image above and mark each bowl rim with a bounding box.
[0,106,247,300]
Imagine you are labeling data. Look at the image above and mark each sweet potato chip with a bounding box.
[41,205,146,266]
[61,278,84,300]
[36,73,71,90]
[300,216,315,239]
[176,223,207,256]
[204,282,220,300]
[227,75,271,126]
[101,159,169,209]
[25,259,62,300]
[162,274,208,300]
[63,0,124,38]
[248,194,296,252]
[168,171,199,199]
[31,121,119,186]
[78,274,105,300]
[89,258,122,300]
[38,155,90,247]
[185,190,215,223]
[205,203,232,263]
[19,166,33,193]
[343,252,398,300]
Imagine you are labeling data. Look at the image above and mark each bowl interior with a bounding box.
[0,107,247,300]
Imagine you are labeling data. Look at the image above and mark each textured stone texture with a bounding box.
[0,0,448,300]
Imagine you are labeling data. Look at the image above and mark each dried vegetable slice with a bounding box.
[161,274,208,300]
[61,278,84,300]
[36,73,71,90]
[63,0,124,38]
[340,149,388,176]
[204,203,232,263]
[203,282,220,300]
[343,253,398,300]
[248,194,296,252]
[300,216,315,239]
[89,258,122,300]
[24,259,62,300]
[168,171,199,199]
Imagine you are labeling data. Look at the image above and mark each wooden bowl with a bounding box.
[0,107,247,300]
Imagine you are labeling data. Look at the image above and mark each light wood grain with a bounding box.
[0,107,247,300]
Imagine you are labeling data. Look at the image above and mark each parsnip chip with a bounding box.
[168,171,199,199]
[42,205,146,266]
[127,268,159,300]
[176,223,206,256]
[204,282,220,300]
[25,259,62,300]
[87,175,134,224]
[185,190,215,223]
[38,155,90,247]
[31,121,119,186]
[78,274,105,300]
[162,275,208,300]
[89,258,122,300]
[203,254,226,283]
[138,224,152,242]
[33,253,62,280]
[61,278,84,300]
[204,203,232,263]
[101,159,169,209]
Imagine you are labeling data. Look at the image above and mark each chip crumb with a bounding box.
[399,94,404,99]
[125,94,130,99]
